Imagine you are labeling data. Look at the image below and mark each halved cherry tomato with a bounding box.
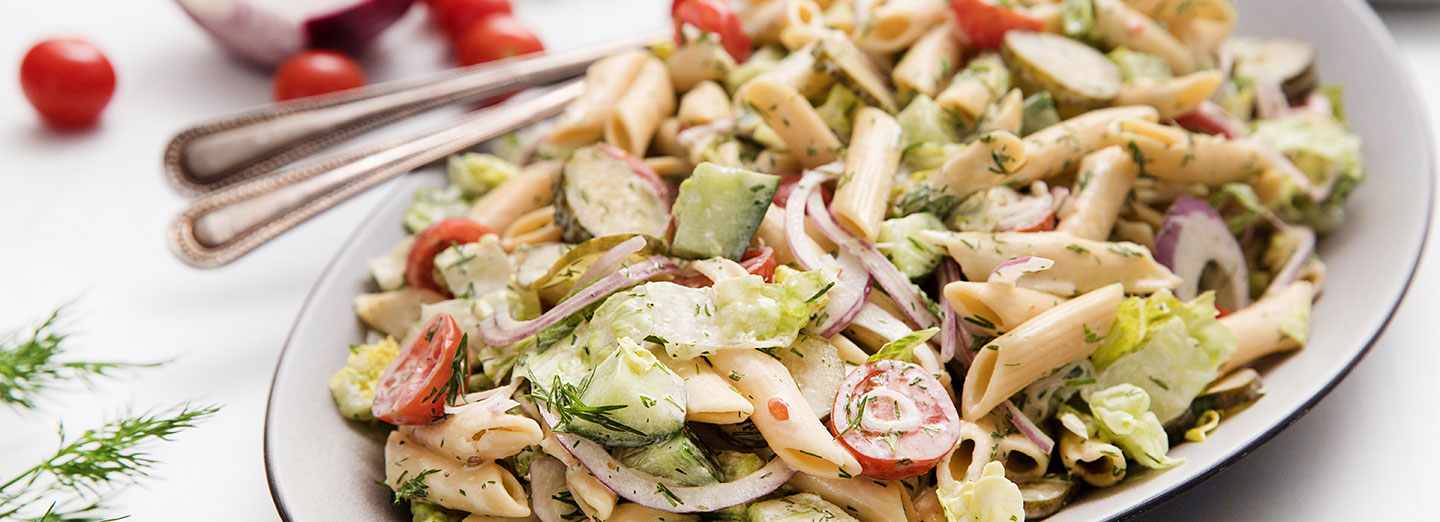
[594,143,670,201]
[430,0,513,41]
[739,247,777,282]
[371,313,467,425]
[272,50,366,102]
[19,38,116,129]
[948,0,1044,50]
[456,14,545,67]
[832,359,961,480]
[672,0,752,62]
[1214,301,1231,318]
[406,218,494,294]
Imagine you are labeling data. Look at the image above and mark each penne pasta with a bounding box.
[657,350,755,424]
[500,205,562,250]
[744,41,837,99]
[937,53,1007,125]
[707,349,863,478]
[926,130,1028,200]
[959,284,1124,420]
[1114,71,1224,120]
[1059,428,1128,487]
[667,39,736,92]
[921,230,1181,296]
[548,50,650,147]
[891,26,960,98]
[833,107,903,239]
[1220,281,1315,373]
[354,287,445,338]
[1094,0,1196,74]
[677,80,733,127]
[1056,146,1141,241]
[399,402,543,466]
[608,503,701,522]
[855,0,947,53]
[944,281,1067,336]
[1005,105,1160,188]
[787,473,910,522]
[737,78,844,168]
[468,161,561,231]
[566,465,617,521]
[980,88,1026,136]
[383,432,530,517]
[1112,118,1268,185]
[745,0,826,46]
[605,55,677,155]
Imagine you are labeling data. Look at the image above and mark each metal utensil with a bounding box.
[162,30,662,195]
[169,80,583,268]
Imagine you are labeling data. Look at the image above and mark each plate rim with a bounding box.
[262,5,1438,521]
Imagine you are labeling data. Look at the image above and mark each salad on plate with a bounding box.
[327,0,1362,520]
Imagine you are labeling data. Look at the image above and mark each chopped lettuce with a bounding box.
[878,213,948,279]
[815,85,862,141]
[868,327,939,363]
[1208,183,1268,233]
[897,94,962,150]
[1087,384,1181,469]
[726,46,786,92]
[1014,359,1097,422]
[368,237,413,292]
[1107,47,1173,81]
[937,461,1026,522]
[409,501,464,522]
[447,152,518,197]
[1249,112,1366,233]
[328,336,400,421]
[891,171,963,217]
[1088,290,1237,423]
[590,267,833,360]
[434,236,513,299]
[403,186,470,234]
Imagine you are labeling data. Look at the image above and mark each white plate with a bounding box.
[264,1,1435,520]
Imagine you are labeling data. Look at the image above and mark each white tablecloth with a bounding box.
[0,1,1435,519]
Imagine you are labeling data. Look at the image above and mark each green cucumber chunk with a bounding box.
[670,163,781,261]
[1020,92,1062,137]
[568,338,687,447]
[612,430,720,486]
[878,212,947,280]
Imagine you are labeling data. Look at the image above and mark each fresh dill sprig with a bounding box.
[387,468,439,504]
[524,374,643,437]
[0,309,158,410]
[0,403,221,521]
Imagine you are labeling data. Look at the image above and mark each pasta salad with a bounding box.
[328,0,1360,520]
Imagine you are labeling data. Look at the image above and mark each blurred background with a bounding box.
[0,0,1436,520]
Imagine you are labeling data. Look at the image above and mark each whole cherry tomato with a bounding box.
[431,0,514,41]
[19,38,116,129]
[455,14,545,67]
[371,313,468,425]
[272,50,367,102]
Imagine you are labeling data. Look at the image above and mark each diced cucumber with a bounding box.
[877,213,947,280]
[611,431,720,486]
[553,146,671,243]
[670,163,781,261]
[713,450,767,483]
[746,493,859,522]
[776,335,845,417]
[1002,31,1121,118]
[568,338,687,447]
[896,94,961,148]
[1107,47,1174,81]
[815,85,862,141]
[1020,92,1062,137]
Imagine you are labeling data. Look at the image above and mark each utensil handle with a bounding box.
[163,30,661,194]
[170,81,583,268]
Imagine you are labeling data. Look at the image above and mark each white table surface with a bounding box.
[0,1,1435,520]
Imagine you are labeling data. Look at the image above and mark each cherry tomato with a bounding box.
[832,359,961,480]
[371,313,467,425]
[1174,110,1240,139]
[19,38,116,129]
[739,247,777,282]
[406,218,494,294]
[430,0,513,41]
[272,50,367,102]
[1214,301,1231,318]
[593,143,669,201]
[948,0,1044,50]
[456,14,545,67]
[672,0,752,62]
[1013,212,1056,233]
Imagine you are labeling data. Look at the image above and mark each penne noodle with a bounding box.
[1113,218,1156,249]
[644,155,690,177]
[752,148,803,175]
[1094,0,1196,74]
[1059,428,1128,487]
[500,205,562,250]
[1220,281,1315,373]
[937,416,997,485]
[891,25,962,98]
[657,350,755,424]
[855,0,947,53]
[605,55,677,155]
[944,281,1067,336]
[1114,71,1224,120]
[707,349,863,479]
[980,88,1026,136]
[1056,146,1141,241]
[746,0,826,45]
[927,130,1028,200]
[959,283,1125,420]
[833,107,904,239]
[384,432,530,517]
[667,39,736,92]
[566,465,617,521]
[745,41,838,99]
[548,50,650,147]
[753,203,837,266]
[921,230,1181,296]
[830,333,870,366]
[738,78,844,168]
[354,287,445,338]
[677,80,733,127]
[787,473,910,522]
[653,117,688,159]
[399,402,543,466]
[936,53,1007,125]
[1005,105,1160,188]
[1120,0,1237,30]
[1113,118,1268,185]
[608,503,701,522]
[468,161,561,231]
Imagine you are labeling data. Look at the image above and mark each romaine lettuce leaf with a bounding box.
[1088,384,1181,469]
[938,461,1026,522]
[328,336,399,421]
[403,186,470,234]
[1250,112,1365,233]
[447,152,518,197]
[878,213,948,280]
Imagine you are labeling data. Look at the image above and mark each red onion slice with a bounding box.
[478,257,679,346]
[1262,215,1316,297]
[574,235,649,290]
[987,256,1055,285]
[1154,196,1251,310]
[1000,401,1055,455]
[936,260,971,363]
[805,190,939,329]
[1254,76,1289,120]
[787,168,870,337]
[535,405,795,513]
[529,457,572,522]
